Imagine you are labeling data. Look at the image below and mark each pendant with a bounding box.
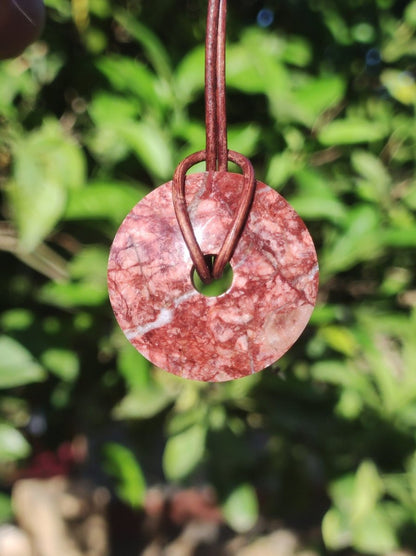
[108,172,318,382]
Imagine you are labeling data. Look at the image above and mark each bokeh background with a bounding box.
[1,0,416,554]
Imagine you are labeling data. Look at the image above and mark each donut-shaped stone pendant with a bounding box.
[108,172,319,382]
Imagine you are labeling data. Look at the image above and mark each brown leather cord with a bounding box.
[211,150,255,279]
[172,0,256,283]
[173,150,210,283]
[205,0,221,171]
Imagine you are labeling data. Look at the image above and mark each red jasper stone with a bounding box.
[108,172,319,382]
[0,0,45,60]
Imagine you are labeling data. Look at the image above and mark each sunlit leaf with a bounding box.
[120,121,174,181]
[0,310,34,332]
[7,119,86,251]
[227,29,290,95]
[336,389,363,420]
[318,118,389,145]
[320,205,382,277]
[289,196,347,223]
[113,346,175,419]
[320,326,359,356]
[41,349,79,382]
[222,483,259,533]
[282,36,312,67]
[228,124,260,158]
[0,424,30,462]
[113,387,174,420]
[96,55,158,103]
[117,345,151,390]
[174,45,205,104]
[352,150,391,202]
[266,151,298,189]
[289,167,347,223]
[292,75,345,126]
[0,336,46,388]
[65,181,147,225]
[38,282,108,308]
[103,443,146,508]
[381,70,416,105]
[322,507,352,549]
[163,424,206,481]
[69,246,108,284]
[405,1,416,27]
[352,461,384,521]
[353,508,398,553]
[89,92,141,125]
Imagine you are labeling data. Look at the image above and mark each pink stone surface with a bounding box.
[108,172,319,382]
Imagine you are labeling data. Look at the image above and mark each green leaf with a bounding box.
[282,36,312,67]
[322,507,352,549]
[96,56,158,103]
[120,121,174,181]
[289,168,347,223]
[381,70,416,105]
[115,12,172,82]
[7,119,86,251]
[336,389,364,420]
[0,336,46,389]
[41,349,79,382]
[174,46,205,104]
[65,181,147,225]
[163,424,206,481]
[39,246,108,308]
[321,205,382,277]
[351,150,390,188]
[8,177,66,253]
[228,124,260,158]
[102,443,146,508]
[352,461,384,521]
[381,227,416,247]
[403,182,416,210]
[318,118,389,145]
[222,483,259,533]
[0,309,34,331]
[322,7,352,45]
[320,326,359,356]
[353,507,398,553]
[38,282,108,308]
[69,247,108,283]
[167,406,208,436]
[89,92,141,125]
[0,424,30,462]
[405,1,416,26]
[0,60,39,118]
[113,346,174,419]
[266,151,298,189]
[311,360,370,393]
[292,75,345,126]
[351,150,391,202]
[0,493,13,523]
[221,373,262,402]
[113,387,174,420]
[289,196,347,223]
[227,30,290,96]
[329,474,356,514]
[117,345,151,391]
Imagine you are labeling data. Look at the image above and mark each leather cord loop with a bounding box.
[172,150,256,283]
[172,0,256,283]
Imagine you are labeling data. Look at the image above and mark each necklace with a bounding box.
[108,0,319,382]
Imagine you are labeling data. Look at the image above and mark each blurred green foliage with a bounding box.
[1,0,416,553]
